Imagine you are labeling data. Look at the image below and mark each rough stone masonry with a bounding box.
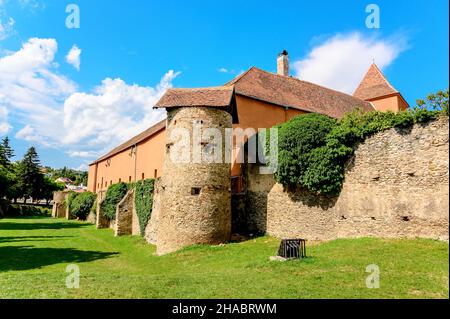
[155,106,232,255]
[245,117,449,241]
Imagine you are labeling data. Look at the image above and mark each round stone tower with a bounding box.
[154,87,235,255]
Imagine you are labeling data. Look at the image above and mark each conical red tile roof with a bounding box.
[354,63,398,100]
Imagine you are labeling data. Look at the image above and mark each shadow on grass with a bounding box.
[0,245,118,271]
[0,220,91,231]
[0,235,72,244]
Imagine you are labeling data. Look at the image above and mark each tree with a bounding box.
[0,139,19,201]
[416,88,449,115]
[0,136,14,167]
[0,165,13,199]
[74,171,88,186]
[1,162,20,202]
[16,147,44,203]
[39,177,65,205]
[49,166,87,186]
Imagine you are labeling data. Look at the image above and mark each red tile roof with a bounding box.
[92,66,379,165]
[154,87,235,108]
[90,119,166,164]
[353,63,398,100]
[225,67,374,118]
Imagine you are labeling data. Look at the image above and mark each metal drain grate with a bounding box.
[277,239,307,259]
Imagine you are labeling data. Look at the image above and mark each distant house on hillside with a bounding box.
[56,177,74,186]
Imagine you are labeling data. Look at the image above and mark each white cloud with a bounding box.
[66,44,81,70]
[17,0,45,10]
[292,32,408,94]
[15,124,51,146]
[74,163,88,171]
[0,37,179,163]
[67,150,99,158]
[0,16,14,40]
[217,67,244,75]
[0,105,11,134]
[0,38,76,146]
[62,70,179,149]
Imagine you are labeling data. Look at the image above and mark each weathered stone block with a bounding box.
[96,198,110,229]
[145,177,163,244]
[114,188,136,236]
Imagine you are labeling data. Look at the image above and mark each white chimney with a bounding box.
[277,50,289,76]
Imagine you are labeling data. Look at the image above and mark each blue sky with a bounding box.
[0,0,448,170]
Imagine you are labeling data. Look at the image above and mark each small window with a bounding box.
[141,173,145,180]
[129,176,132,182]
[154,169,158,178]
[119,178,121,183]
[105,182,107,187]
[191,187,201,196]
[110,180,112,186]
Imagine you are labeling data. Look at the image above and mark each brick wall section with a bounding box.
[247,117,449,241]
[156,107,232,255]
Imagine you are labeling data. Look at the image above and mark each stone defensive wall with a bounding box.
[53,117,449,254]
[242,117,449,241]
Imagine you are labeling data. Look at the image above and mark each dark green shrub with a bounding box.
[412,108,439,123]
[6,204,51,217]
[301,146,345,195]
[70,192,97,220]
[134,179,155,236]
[101,182,128,220]
[391,110,414,128]
[275,113,336,188]
[66,191,78,208]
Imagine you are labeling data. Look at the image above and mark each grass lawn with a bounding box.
[0,216,448,299]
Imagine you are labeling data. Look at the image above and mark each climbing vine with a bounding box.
[134,178,155,237]
[101,182,128,220]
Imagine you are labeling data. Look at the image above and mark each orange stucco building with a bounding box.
[88,52,408,194]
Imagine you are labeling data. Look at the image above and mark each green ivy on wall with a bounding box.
[101,182,128,220]
[134,179,155,237]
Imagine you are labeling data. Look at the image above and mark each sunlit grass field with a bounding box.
[0,217,448,299]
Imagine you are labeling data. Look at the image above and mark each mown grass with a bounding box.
[0,217,448,299]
